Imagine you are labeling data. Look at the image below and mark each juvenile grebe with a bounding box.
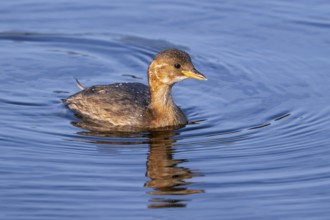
[63,48,207,131]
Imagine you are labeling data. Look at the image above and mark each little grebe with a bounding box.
[63,48,207,131]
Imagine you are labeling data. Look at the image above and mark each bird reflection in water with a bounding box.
[145,130,204,208]
[74,122,204,208]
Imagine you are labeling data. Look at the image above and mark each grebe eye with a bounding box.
[174,63,181,69]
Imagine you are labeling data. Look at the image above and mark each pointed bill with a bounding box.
[182,70,207,80]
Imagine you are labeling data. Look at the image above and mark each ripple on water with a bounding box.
[1,31,330,217]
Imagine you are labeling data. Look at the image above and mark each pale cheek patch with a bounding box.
[161,75,187,84]
[172,75,187,83]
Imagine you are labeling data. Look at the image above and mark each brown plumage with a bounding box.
[63,48,207,131]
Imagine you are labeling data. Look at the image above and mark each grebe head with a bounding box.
[148,49,207,87]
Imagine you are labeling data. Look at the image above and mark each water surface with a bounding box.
[1,1,330,219]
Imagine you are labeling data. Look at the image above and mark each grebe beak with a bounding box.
[182,69,207,80]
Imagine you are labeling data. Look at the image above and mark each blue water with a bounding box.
[1,1,330,219]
